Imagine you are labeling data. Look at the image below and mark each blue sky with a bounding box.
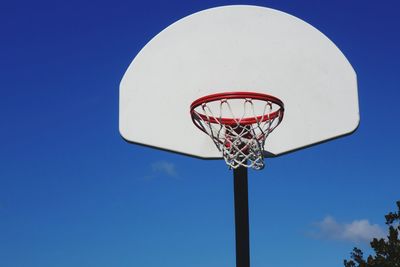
[1,0,399,267]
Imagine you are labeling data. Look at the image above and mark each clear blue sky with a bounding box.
[1,1,399,267]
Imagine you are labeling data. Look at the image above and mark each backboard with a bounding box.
[119,5,359,159]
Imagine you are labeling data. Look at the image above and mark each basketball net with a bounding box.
[191,93,284,170]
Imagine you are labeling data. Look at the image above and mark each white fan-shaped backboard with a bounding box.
[119,5,359,158]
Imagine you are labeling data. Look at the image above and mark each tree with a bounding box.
[344,201,400,267]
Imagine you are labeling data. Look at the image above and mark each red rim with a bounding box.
[190,91,284,126]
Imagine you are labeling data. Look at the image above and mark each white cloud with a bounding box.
[312,216,385,243]
[151,161,178,178]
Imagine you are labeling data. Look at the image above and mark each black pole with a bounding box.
[233,165,250,267]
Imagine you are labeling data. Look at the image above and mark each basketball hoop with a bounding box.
[190,92,284,170]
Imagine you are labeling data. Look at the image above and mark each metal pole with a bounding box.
[233,165,250,267]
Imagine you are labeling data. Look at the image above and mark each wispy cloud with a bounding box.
[151,161,178,178]
[310,216,385,243]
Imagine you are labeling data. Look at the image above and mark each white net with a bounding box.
[191,97,284,170]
